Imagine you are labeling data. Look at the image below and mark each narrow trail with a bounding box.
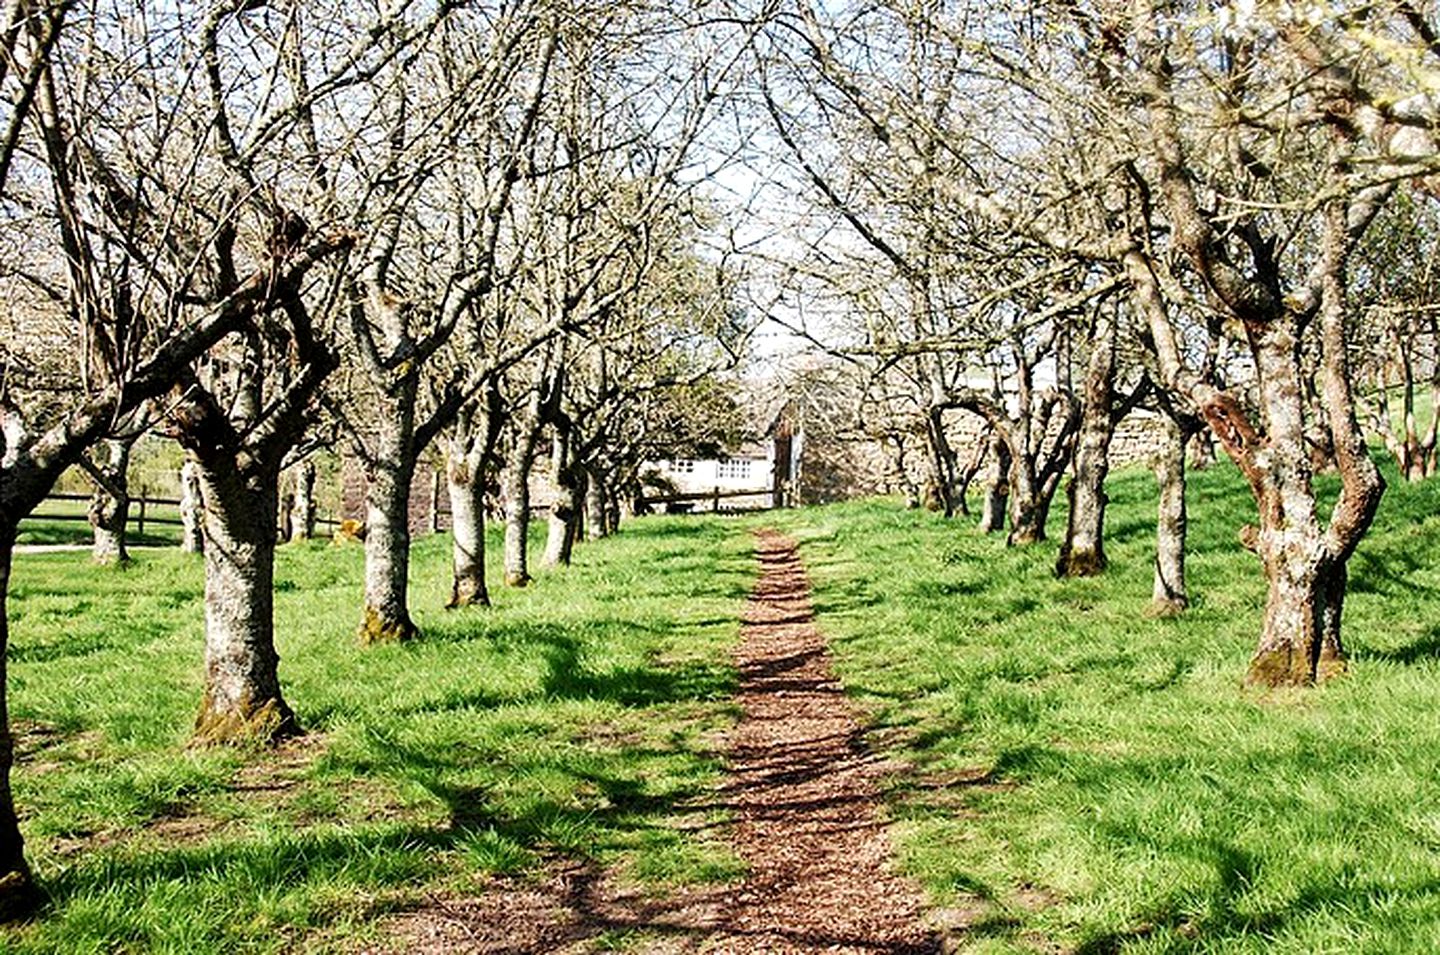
[380,529,939,954]
[712,529,940,953]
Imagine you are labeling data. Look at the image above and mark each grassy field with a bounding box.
[17,498,184,548]
[768,458,1440,953]
[9,456,1440,953]
[4,519,751,953]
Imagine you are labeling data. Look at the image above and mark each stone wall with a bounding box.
[811,408,1177,503]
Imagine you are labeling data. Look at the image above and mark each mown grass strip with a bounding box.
[770,459,1440,954]
[5,516,751,953]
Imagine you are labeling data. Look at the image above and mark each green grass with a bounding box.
[17,499,183,548]
[766,458,1440,954]
[3,517,751,953]
[12,458,1440,953]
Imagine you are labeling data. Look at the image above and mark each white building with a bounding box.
[649,445,778,512]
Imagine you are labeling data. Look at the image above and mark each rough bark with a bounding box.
[1247,194,1384,686]
[179,460,205,554]
[1007,460,1048,546]
[87,438,130,564]
[359,410,419,643]
[502,413,542,587]
[1151,414,1189,615]
[1056,312,1117,577]
[0,529,38,920]
[446,444,489,608]
[291,460,316,541]
[1187,430,1216,470]
[191,461,298,744]
[979,432,1009,533]
[543,426,579,568]
[1125,76,1386,684]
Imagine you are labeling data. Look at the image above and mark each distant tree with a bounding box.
[1354,194,1440,481]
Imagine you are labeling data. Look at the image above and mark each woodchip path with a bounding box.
[380,529,939,954]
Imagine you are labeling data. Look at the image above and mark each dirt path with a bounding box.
[380,529,939,954]
[709,529,938,953]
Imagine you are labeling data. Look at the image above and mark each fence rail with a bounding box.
[22,483,768,545]
[23,492,341,539]
[31,492,183,535]
[638,486,777,512]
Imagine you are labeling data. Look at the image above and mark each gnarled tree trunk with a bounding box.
[1007,462,1049,546]
[192,460,298,743]
[0,528,37,919]
[179,459,204,554]
[1056,311,1117,577]
[88,438,131,564]
[1151,414,1189,615]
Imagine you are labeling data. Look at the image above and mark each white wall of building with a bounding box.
[657,453,773,493]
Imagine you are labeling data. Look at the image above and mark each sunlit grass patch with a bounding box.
[771,459,1440,954]
[4,515,751,953]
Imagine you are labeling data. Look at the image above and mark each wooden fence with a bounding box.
[22,483,774,545]
[23,492,341,538]
[637,486,777,513]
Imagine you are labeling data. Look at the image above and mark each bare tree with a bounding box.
[339,5,558,641]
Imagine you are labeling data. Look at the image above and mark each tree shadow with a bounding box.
[1352,624,1440,665]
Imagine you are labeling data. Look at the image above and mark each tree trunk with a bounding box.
[1056,313,1116,577]
[1247,196,1384,686]
[360,445,418,644]
[543,428,579,568]
[358,372,421,644]
[191,462,298,743]
[923,407,958,517]
[1247,550,1346,686]
[179,459,205,554]
[585,467,608,541]
[979,432,1009,533]
[88,438,130,564]
[606,485,622,534]
[502,423,541,587]
[291,461,316,541]
[0,527,38,920]
[278,493,294,545]
[446,443,489,608]
[1007,461,1047,546]
[1187,429,1216,470]
[1152,415,1189,615]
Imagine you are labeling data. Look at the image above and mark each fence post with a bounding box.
[712,486,720,513]
[137,489,147,537]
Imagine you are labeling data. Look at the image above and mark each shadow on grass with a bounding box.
[1349,545,1440,599]
[32,628,735,937]
[1072,832,1440,954]
[1352,625,1440,665]
[388,621,736,716]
